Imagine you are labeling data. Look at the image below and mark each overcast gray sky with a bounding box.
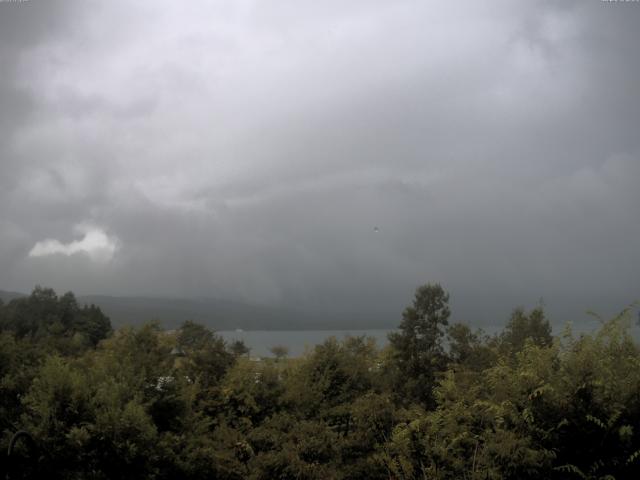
[0,0,638,326]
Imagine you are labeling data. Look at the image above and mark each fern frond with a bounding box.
[586,414,606,430]
[554,464,587,478]
[627,448,640,465]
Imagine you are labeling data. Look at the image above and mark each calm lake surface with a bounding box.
[218,319,622,358]
[218,329,395,358]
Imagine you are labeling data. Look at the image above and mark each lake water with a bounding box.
[218,329,395,358]
[218,319,628,358]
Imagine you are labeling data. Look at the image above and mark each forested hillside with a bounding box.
[1,285,639,479]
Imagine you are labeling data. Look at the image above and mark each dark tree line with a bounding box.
[0,286,111,347]
[1,284,639,479]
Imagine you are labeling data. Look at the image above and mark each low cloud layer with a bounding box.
[1,0,638,326]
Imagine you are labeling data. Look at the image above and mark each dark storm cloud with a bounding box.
[1,0,638,326]
[0,0,91,281]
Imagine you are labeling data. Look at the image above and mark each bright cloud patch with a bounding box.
[29,226,119,262]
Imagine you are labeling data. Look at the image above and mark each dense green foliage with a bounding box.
[1,285,639,479]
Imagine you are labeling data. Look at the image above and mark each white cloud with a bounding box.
[29,225,119,262]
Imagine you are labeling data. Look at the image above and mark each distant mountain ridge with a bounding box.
[0,289,393,331]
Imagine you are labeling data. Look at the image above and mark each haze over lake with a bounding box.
[219,329,394,358]
[218,316,638,358]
